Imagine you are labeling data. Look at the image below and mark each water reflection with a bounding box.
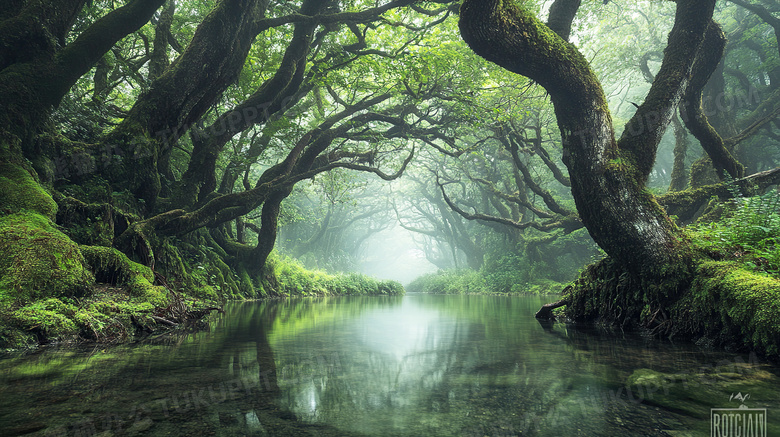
[0,294,778,436]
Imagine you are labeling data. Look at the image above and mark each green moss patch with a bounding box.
[10,298,79,342]
[674,261,780,357]
[0,211,93,308]
[0,163,58,219]
[0,213,169,346]
[80,245,168,307]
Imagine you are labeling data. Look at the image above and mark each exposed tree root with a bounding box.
[535,294,570,320]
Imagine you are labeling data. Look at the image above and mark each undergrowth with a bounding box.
[688,185,780,278]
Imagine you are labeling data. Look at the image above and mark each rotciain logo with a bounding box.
[711,392,767,437]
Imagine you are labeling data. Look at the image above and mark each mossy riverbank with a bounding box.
[0,204,402,350]
[560,190,780,360]
[0,160,403,349]
[0,238,404,349]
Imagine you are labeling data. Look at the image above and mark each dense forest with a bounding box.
[1,0,779,358]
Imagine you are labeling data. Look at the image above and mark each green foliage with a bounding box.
[688,189,780,277]
[408,230,588,295]
[410,267,568,296]
[483,252,529,293]
[407,270,489,295]
[525,279,568,295]
[727,191,780,248]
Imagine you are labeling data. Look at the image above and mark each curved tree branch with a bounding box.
[679,21,745,179]
[545,0,581,42]
[437,177,580,232]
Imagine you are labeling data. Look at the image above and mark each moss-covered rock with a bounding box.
[0,162,58,218]
[11,298,79,342]
[626,364,780,435]
[0,211,93,309]
[54,195,115,247]
[80,245,168,307]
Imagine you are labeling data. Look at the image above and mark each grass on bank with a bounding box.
[407,268,566,295]
[270,254,404,297]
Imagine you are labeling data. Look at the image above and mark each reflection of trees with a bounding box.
[272,295,606,435]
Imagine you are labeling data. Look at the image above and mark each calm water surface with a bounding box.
[1,294,778,436]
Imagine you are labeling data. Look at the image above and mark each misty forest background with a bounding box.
[1,0,780,354]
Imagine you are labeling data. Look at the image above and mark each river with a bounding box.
[1,294,778,436]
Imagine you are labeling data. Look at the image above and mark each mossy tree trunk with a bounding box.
[459,0,717,303]
[100,0,269,208]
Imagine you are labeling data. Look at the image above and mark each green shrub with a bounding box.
[483,252,529,293]
[407,270,488,294]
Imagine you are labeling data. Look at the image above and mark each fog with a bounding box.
[355,224,438,286]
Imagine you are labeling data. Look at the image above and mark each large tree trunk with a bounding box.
[0,0,166,222]
[172,0,320,210]
[458,0,715,303]
[100,0,268,208]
